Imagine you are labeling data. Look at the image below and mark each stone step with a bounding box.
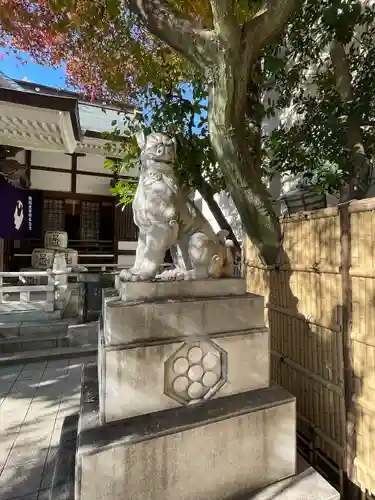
[0,334,70,354]
[249,455,339,499]
[0,319,71,338]
[68,322,98,347]
[0,345,97,366]
[0,308,62,324]
[52,375,338,500]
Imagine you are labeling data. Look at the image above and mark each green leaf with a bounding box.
[104,159,114,170]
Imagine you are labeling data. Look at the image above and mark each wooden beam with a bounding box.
[71,154,77,194]
[43,190,112,202]
[31,163,135,180]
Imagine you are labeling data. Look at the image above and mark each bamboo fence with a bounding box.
[245,197,375,497]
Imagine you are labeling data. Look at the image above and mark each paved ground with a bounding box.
[0,357,95,500]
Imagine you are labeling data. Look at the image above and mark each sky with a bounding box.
[0,47,68,88]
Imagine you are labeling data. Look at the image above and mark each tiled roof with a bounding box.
[0,72,133,136]
[0,71,27,92]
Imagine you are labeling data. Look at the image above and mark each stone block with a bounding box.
[104,293,264,346]
[100,328,269,422]
[19,320,69,337]
[0,323,20,338]
[76,364,296,500]
[68,322,98,347]
[44,230,68,249]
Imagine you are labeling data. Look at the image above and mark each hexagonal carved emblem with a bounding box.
[164,339,227,406]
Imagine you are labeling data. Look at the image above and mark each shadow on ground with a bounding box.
[0,358,90,500]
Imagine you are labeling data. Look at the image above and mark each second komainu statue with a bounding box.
[120,132,234,282]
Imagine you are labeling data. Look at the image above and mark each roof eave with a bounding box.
[0,87,82,142]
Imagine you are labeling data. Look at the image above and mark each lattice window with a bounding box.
[43,199,65,232]
[115,203,138,241]
[80,201,100,240]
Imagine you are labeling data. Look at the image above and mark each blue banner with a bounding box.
[0,175,42,239]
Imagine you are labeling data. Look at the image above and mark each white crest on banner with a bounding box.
[14,200,24,230]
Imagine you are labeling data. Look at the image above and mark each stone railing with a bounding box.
[0,260,243,317]
[0,270,67,313]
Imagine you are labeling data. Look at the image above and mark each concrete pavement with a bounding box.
[0,357,94,500]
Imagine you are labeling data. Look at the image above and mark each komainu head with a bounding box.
[138,131,177,165]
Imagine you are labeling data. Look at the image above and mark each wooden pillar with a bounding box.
[340,193,361,499]
[25,150,32,185]
[65,152,85,194]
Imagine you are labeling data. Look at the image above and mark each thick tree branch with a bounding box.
[198,177,241,251]
[125,0,218,68]
[246,0,302,57]
[209,0,237,44]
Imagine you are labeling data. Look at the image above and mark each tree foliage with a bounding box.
[0,1,190,99]
[264,0,375,199]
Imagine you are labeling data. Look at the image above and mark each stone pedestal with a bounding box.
[74,278,339,500]
[100,284,268,422]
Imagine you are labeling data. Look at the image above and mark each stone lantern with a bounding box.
[279,179,327,215]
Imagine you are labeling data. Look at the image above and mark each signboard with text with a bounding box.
[0,175,42,240]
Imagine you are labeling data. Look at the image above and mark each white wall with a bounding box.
[117,241,137,268]
[32,150,71,170]
[117,254,136,268]
[77,154,138,178]
[76,174,111,197]
[194,191,243,243]
[28,150,138,196]
[29,150,72,191]
[118,241,138,251]
[77,154,108,174]
[30,168,71,192]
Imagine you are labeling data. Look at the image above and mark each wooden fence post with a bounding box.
[340,199,359,499]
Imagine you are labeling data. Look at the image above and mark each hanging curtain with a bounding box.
[0,175,42,239]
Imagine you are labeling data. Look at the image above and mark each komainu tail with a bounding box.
[213,229,235,278]
[222,238,235,277]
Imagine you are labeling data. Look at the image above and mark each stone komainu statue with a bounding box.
[120,132,234,282]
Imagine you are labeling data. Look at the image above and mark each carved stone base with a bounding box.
[99,325,269,422]
[100,280,267,423]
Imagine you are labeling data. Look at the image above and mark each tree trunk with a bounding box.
[330,39,372,200]
[198,178,241,251]
[208,65,281,265]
